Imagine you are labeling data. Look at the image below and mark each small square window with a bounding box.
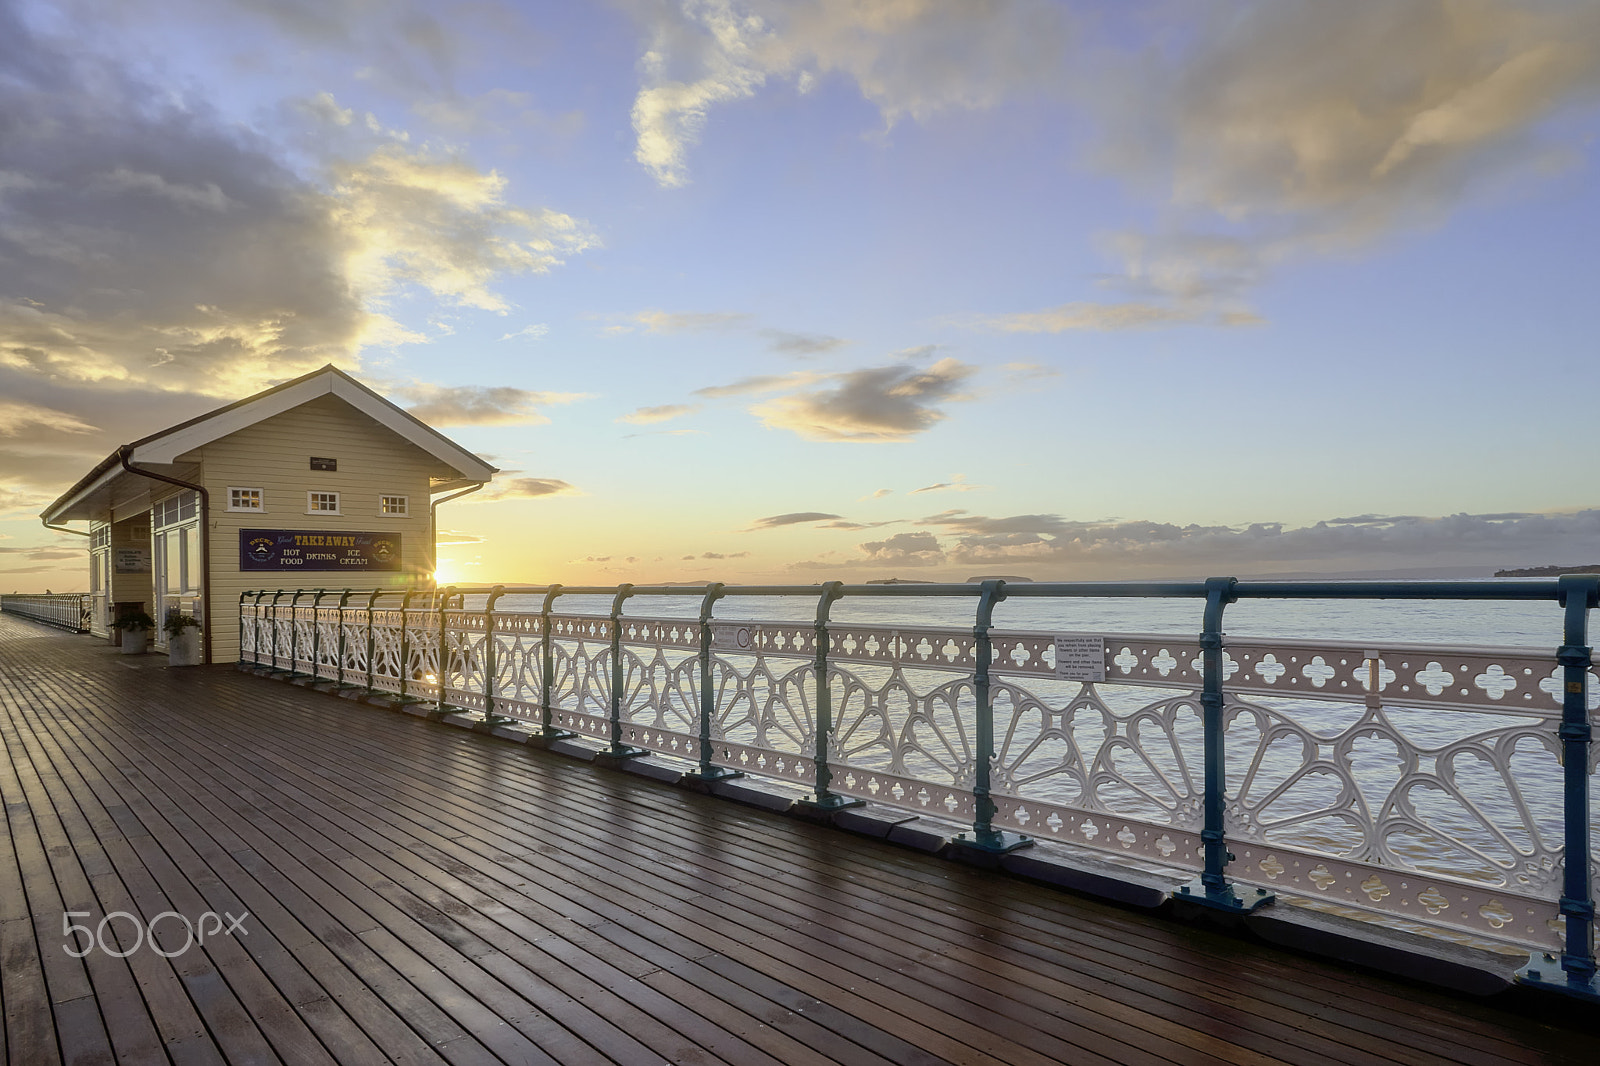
[228,487,264,512]
[380,494,408,516]
[307,491,341,514]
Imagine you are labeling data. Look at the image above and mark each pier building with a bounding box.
[38,365,495,663]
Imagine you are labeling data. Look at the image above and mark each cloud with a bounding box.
[975,302,1204,332]
[1088,0,1600,312]
[0,546,82,561]
[616,403,700,425]
[627,0,1075,186]
[751,357,977,442]
[613,310,753,335]
[913,508,1600,575]
[393,384,586,425]
[748,512,843,529]
[763,329,845,357]
[857,530,945,567]
[692,371,821,398]
[0,12,593,400]
[699,551,751,560]
[861,488,893,500]
[0,401,97,437]
[500,324,549,341]
[473,476,579,502]
[434,529,485,545]
[1002,362,1061,383]
[909,474,980,495]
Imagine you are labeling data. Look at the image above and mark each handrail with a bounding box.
[235,576,1598,999]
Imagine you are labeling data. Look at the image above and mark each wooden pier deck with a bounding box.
[1,613,1596,1066]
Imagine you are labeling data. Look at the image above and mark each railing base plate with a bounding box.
[795,793,866,813]
[593,745,649,769]
[951,830,1033,854]
[683,766,744,784]
[1175,879,1275,914]
[1516,953,1600,1003]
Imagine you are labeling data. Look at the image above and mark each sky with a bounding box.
[3,0,1600,591]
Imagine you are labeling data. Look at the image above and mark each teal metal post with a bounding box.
[482,586,506,723]
[309,589,326,680]
[435,586,457,711]
[240,589,259,665]
[364,589,381,693]
[798,582,863,812]
[267,590,286,671]
[1180,577,1272,912]
[605,584,647,759]
[956,580,1029,851]
[1518,574,1600,1001]
[685,583,740,783]
[538,585,574,739]
[286,589,306,675]
[397,589,418,702]
[334,589,353,687]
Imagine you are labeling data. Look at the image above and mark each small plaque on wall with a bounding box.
[309,456,337,471]
[114,547,151,573]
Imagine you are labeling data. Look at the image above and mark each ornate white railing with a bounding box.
[1,593,91,633]
[237,578,1600,994]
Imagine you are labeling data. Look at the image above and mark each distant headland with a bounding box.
[1494,564,1600,577]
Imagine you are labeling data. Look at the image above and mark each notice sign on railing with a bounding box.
[1054,635,1106,681]
[239,529,401,571]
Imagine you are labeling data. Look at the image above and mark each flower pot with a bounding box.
[121,628,150,655]
[168,627,202,666]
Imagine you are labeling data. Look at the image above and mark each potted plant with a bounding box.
[112,609,155,655]
[164,607,202,666]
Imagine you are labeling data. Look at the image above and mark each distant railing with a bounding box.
[238,578,1600,997]
[1,593,91,633]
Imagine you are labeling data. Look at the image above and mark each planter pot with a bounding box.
[120,628,150,655]
[168,628,202,667]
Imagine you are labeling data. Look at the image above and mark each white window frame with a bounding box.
[306,491,342,515]
[227,487,265,512]
[379,494,409,517]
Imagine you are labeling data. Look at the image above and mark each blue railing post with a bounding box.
[334,589,353,687]
[286,589,307,676]
[1518,574,1599,1001]
[434,585,457,712]
[1180,576,1272,912]
[955,579,1029,852]
[239,591,255,665]
[685,583,740,783]
[397,588,418,702]
[308,589,326,679]
[364,589,381,693]
[603,584,647,760]
[483,585,506,724]
[798,582,863,812]
[537,585,574,740]
[250,590,267,666]
[267,590,286,670]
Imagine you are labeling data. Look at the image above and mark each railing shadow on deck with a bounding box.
[238,576,1600,1003]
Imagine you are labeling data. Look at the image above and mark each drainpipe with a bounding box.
[119,447,212,665]
[428,482,484,581]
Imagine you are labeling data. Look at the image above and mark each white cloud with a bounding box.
[751,357,977,442]
[393,384,588,425]
[626,0,1075,186]
[500,323,549,341]
[616,403,701,425]
[0,400,96,436]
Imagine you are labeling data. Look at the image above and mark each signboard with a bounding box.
[114,547,151,573]
[1053,635,1106,682]
[310,456,338,471]
[239,529,401,572]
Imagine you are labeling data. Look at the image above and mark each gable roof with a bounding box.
[42,365,498,524]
